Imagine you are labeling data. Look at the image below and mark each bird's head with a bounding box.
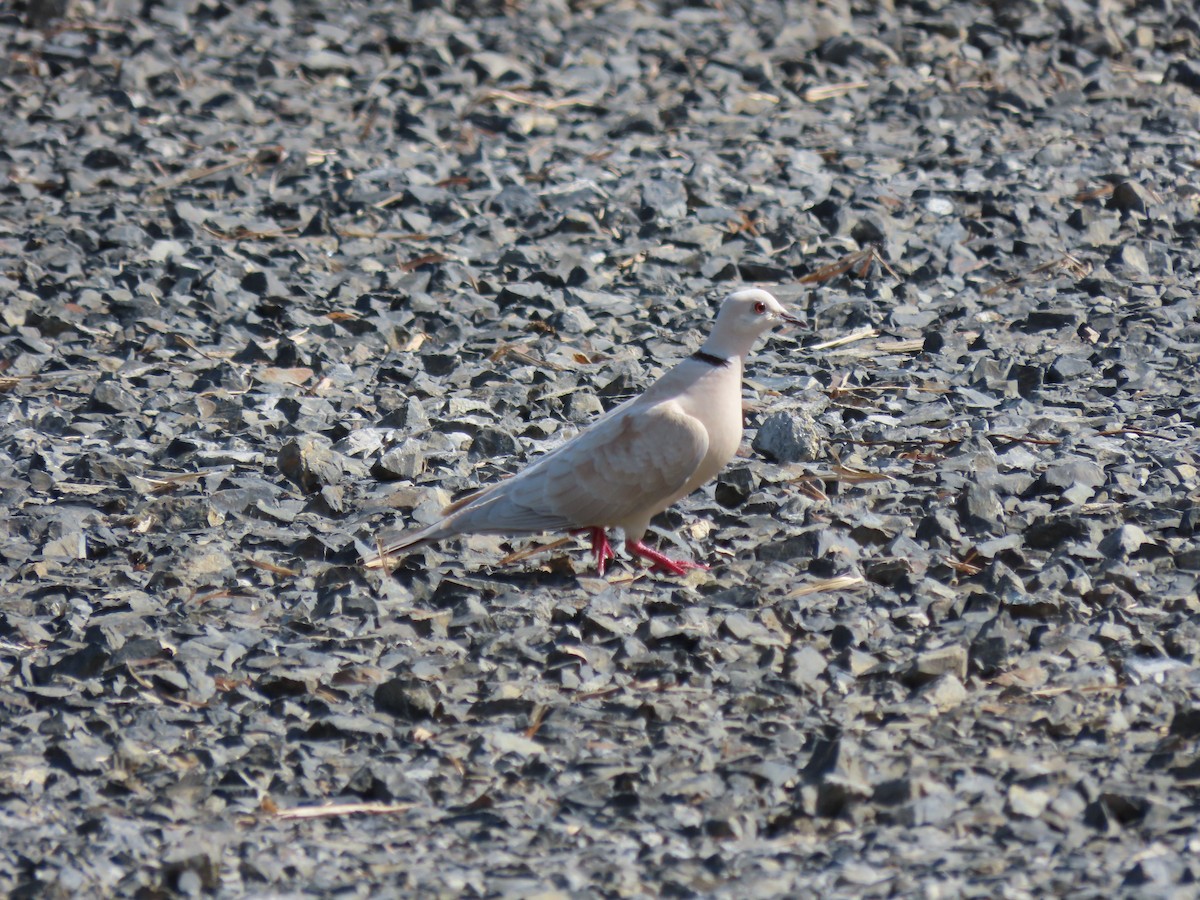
[704,289,803,358]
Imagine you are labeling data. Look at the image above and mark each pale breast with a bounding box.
[675,360,745,493]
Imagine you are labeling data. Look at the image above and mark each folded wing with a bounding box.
[444,401,710,532]
[363,401,710,566]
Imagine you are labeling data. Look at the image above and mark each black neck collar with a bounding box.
[691,350,730,368]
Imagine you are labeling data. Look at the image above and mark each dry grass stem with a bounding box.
[275,802,416,821]
[468,88,598,113]
[809,327,877,351]
[498,536,573,566]
[802,81,869,102]
[787,574,867,598]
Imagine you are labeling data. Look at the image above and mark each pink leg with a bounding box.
[626,539,710,577]
[571,527,616,575]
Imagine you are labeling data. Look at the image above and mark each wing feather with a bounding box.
[370,401,710,551]
[532,401,709,527]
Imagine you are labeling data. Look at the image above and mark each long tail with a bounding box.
[361,486,493,569]
[361,524,436,569]
[362,476,577,570]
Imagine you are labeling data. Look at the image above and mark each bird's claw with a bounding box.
[573,527,616,575]
[573,532,706,578]
[627,540,708,577]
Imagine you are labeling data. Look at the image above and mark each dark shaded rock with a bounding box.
[1047,355,1093,382]
[910,644,968,683]
[89,379,141,413]
[752,409,824,464]
[469,426,518,459]
[1167,59,1200,92]
[641,177,687,222]
[714,466,756,508]
[375,678,440,721]
[373,444,426,481]
[958,483,1004,532]
[1108,181,1153,215]
[81,148,125,170]
[1098,524,1150,560]
[278,437,344,493]
[490,184,542,219]
[786,644,828,692]
[25,0,70,26]
[1170,707,1200,739]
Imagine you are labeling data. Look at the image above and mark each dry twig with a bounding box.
[983,251,1091,296]
[489,343,563,371]
[800,247,900,284]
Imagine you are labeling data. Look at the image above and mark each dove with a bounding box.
[363,288,802,576]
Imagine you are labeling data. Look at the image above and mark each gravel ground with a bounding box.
[2,0,1200,896]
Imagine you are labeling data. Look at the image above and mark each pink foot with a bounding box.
[627,539,710,577]
[571,527,616,575]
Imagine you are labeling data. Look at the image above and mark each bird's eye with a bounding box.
[753,301,767,314]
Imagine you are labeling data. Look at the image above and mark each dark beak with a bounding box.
[779,311,806,327]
